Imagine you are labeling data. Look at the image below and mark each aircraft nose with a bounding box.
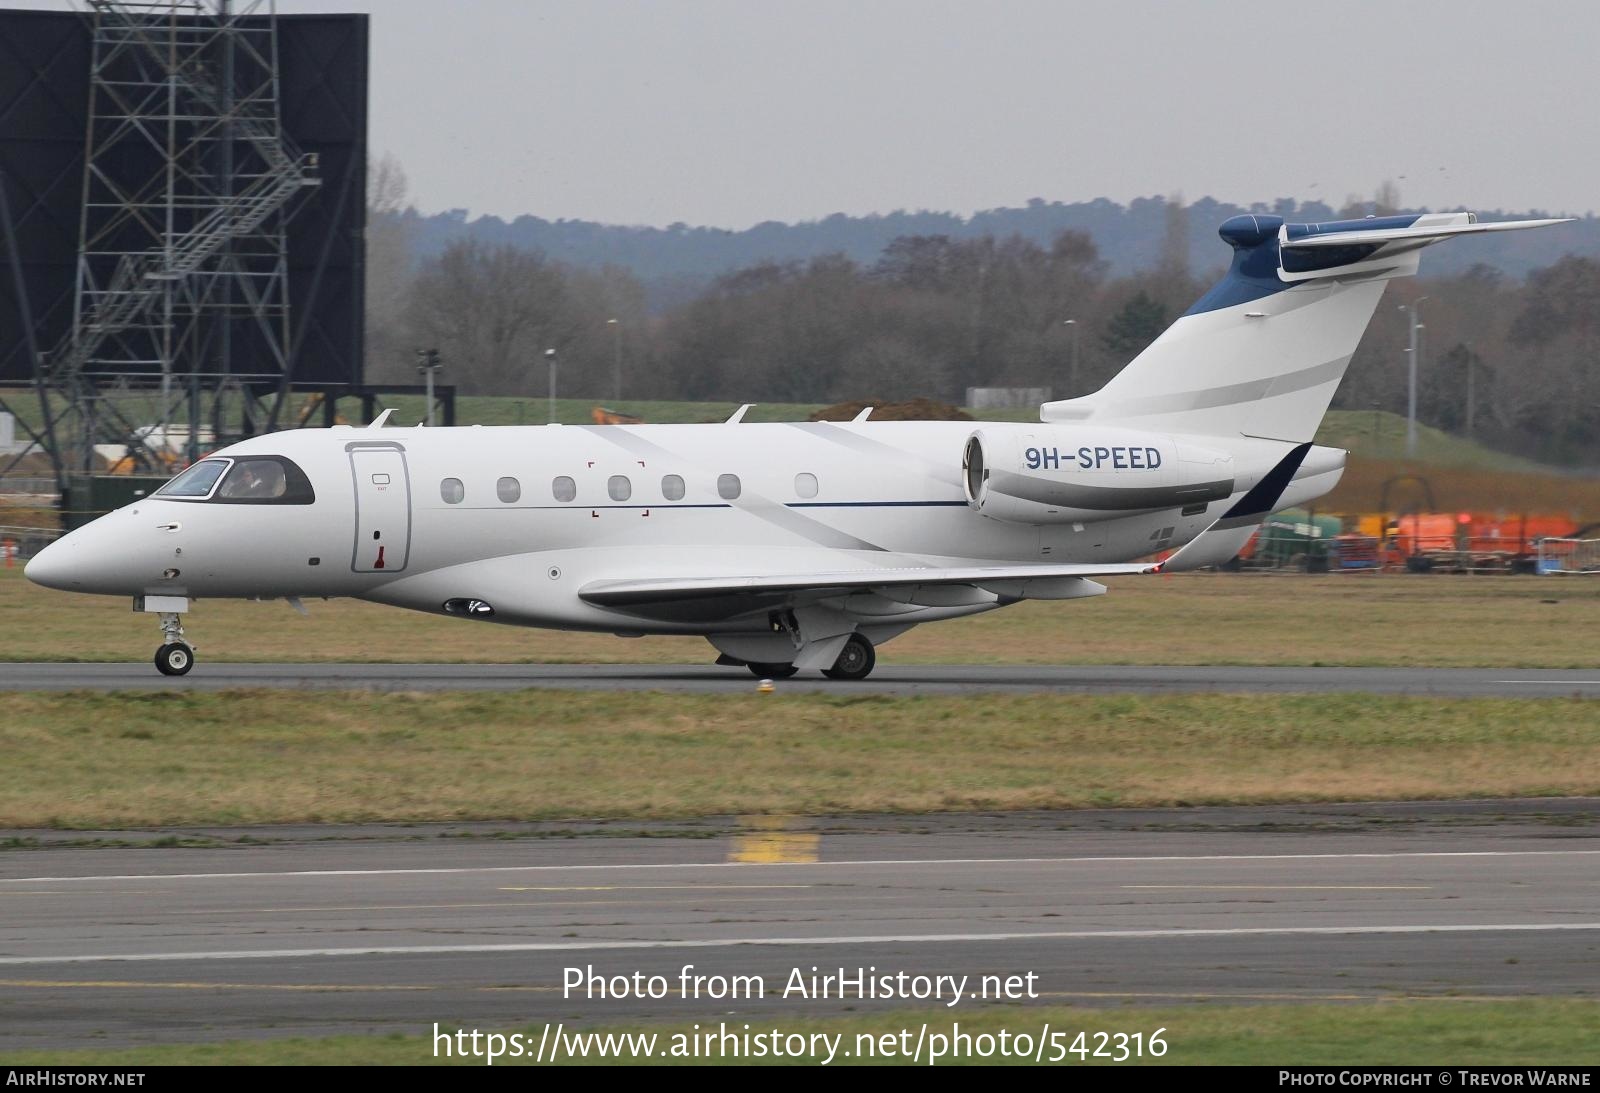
[23,535,77,591]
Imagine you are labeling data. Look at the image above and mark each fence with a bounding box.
[1235,526,1567,575]
[1536,538,1600,574]
[0,525,60,564]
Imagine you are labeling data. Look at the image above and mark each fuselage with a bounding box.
[24,418,1341,636]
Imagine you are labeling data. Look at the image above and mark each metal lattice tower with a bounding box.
[43,0,317,478]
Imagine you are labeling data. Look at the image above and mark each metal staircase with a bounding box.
[34,0,317,474]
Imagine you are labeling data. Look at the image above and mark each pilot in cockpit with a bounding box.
[223,460,287,500]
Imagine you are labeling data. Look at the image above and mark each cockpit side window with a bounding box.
[211,456,316,505]
[156,459,230,499]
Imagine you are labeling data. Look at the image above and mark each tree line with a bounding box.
[402,191,1596,285]
[365,161,1598,464]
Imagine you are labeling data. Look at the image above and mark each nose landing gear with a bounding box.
[155,636,194,676]
[136,597,196,676]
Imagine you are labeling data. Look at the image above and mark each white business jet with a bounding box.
[26,212,1566,677]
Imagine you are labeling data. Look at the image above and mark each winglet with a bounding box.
[1158,443,1311,572]
[369,408,395,429]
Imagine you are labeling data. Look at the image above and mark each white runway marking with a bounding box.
[3,848,1597,885]
[1123,885,1433,891]
[1495,680,1600,685]
[4,922,1600,966]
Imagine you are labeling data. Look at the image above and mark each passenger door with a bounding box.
[348,443,411,573]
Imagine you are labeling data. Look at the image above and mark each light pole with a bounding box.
[607,318,622,403]
[1063,319,1080,397]
[415,348,442,427]
[544,348,558,424]
[1464,345,1475,439]
[1399,298,1427,458]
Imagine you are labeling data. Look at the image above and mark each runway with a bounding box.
[3,661,1599,696]
[2,800,1597,1051]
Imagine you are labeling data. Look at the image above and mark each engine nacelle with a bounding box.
[962,425,1235,524]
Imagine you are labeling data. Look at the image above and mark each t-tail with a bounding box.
[1041,212,1570,443]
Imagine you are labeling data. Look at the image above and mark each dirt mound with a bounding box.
[809,398,972,422]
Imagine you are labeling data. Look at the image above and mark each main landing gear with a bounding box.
[743,633,877,681]
[152,608,195,676]
[822,633,875,681]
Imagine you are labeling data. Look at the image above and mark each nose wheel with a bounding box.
[155,642,194,676]
[153,610,195,676]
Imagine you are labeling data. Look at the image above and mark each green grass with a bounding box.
[1316,411,1550,471]
[6,567,1599,668]
[3,689,1597,828]
[6,1000,1597,1065]
[343,401,1576,471]
[5,390,1559,467]
[383,403,1567,470]
[375,396,835,427]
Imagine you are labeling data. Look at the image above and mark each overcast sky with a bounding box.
[14,0,1600,227]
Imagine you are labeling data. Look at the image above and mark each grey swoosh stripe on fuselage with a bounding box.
[574,425,888,551]
[785,421,963,487]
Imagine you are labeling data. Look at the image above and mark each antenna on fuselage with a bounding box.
[368,408,395,429]
[724,404,754,424]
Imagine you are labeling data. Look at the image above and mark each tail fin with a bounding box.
[1041,212,1569,443]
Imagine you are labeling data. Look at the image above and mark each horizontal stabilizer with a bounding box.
[1281,217,1571,251]
[1275,213,1573,284]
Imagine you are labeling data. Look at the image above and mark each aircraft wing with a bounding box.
[579,559,1157,613]
[582,442,1319,617]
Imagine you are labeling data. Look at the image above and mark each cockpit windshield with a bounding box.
[156,459,230,498]
[155,456,315,504]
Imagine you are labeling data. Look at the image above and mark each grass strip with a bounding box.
[4,999,1597,1066]
[5,568,1599,668]
[2,690,1597,828]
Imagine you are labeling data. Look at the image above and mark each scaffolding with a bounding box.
[16,0,317,487]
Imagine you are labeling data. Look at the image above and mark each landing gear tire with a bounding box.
[748,662,798,679]
[823,634,875,681]
[155,642,194,676]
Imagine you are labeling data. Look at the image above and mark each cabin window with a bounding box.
[440,477,465,504]
[207,456,316,505]
[661,474,685,501]
[608,475,632,502]
[794,472,818,499]
[552,476,576,502]
[156,459,229,499]
[718,473,741,500]
[496,476,521,503]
